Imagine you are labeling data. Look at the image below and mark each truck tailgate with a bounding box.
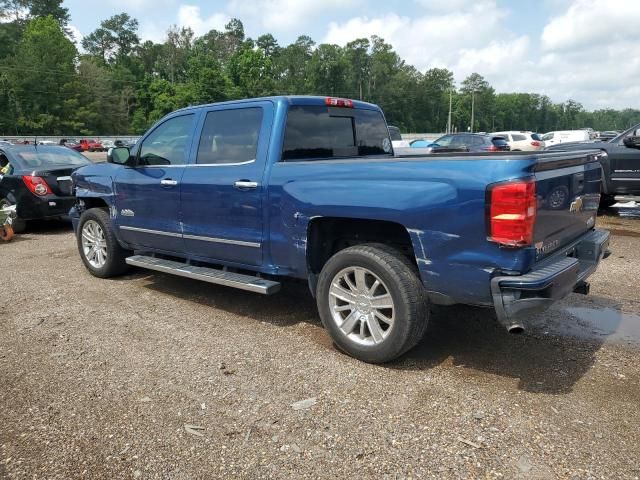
[533,150,604,259]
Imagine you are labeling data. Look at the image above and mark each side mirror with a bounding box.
[623,136,640,149]
[107,147,131,165]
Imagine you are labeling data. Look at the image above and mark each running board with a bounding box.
[125,255,281,295]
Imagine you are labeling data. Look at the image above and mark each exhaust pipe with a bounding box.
[507,324,525,334]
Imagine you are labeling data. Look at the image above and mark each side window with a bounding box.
[196,108,263,165]
[512,134,527,141]
[472,136,485,146]
[138,114,194,166]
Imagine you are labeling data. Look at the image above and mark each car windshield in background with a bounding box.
[14,148,91,168]
[388,126,402,141]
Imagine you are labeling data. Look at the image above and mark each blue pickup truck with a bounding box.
[70,96,610,363]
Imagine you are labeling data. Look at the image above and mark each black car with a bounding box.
[546,123,640,207]
[431,133,511,152]
[0,145,91,232]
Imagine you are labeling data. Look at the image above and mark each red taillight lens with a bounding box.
[531,141,541,147]
[488,179,536,247]
[486,145,499,151]
[325,97,354,108]
[22,175,53,196]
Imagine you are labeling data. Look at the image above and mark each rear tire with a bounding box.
[77,208,130,278]
[316,244,428,363]
[0,197,26,233]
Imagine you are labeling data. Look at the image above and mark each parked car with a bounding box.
[388,125,411,149]
[59,138,84,152]
[546,123,640,207]
[0,145,91,232]
[596,131,619,142]
[430,133,510,152]
[79,139,105,152]
[101,139,116,150]
[37,140,58,146]
[114,139,134,148]
[541,130,591,147]
[492,131,545,151]
[70,96,609,363]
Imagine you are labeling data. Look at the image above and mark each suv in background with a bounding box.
[493,131,545,151]
[79,139,105,152]
[431,133,510,152]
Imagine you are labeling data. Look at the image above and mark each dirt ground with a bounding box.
[1,208,639,479]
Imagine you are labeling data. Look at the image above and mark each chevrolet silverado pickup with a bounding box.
[70,96,610,363]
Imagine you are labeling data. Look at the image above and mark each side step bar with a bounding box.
[125,255,281,295]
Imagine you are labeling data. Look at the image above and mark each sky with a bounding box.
[63,0,640,111]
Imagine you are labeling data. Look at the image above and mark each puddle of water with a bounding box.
[560,307,640,343]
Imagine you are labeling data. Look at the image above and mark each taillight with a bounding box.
[488,179,536,247]
[325,97,354,108]
[531,141,541,147]
[23,175,53,196]
[485,145,501,151]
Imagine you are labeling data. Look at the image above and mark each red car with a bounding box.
[79,139,104,152]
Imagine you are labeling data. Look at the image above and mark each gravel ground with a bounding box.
[1,211,640,479]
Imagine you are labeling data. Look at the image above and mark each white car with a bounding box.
[37,140,57,146]
[492,131,545,151]
[541,130,591,147]
[388,125,411,149]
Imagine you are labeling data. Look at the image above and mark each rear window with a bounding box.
[491,137,509,146]
[282,106,392,161]
[388,126,402,141]
[531,133,542,141]
[15,148,91,168]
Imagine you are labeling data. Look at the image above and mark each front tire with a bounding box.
[77,208,130,278]
[316,244,428,363]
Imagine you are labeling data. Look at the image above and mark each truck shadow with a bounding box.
[140,272,623,395]
[398,297,623,394]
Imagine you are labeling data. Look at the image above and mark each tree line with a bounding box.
[1,0,639,136]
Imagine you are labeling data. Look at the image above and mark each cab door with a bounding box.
[179,102,273,267]
[114,113,196,252]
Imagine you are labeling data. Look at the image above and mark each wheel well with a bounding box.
[307,217,415,274]
[79,197,109,211]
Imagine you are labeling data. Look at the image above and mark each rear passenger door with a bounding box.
[180,101,273,267]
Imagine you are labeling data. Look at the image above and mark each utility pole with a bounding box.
[470,90,476,133]
[447,89,453,134]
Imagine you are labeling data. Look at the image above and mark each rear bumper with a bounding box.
[17,195,76,221]
[491,229,610,328]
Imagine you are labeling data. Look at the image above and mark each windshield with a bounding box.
[433,135,455,146]
[14,148,91,168]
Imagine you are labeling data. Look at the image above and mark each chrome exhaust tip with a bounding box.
[507,325,525,334]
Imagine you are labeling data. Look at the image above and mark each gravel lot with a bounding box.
[1,208,640,479]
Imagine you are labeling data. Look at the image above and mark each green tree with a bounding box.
[8,16,76,133]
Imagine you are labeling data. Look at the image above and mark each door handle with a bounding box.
[160,179,178,186]
[234,180,259,190]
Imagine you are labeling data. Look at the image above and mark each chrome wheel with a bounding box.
[328,267,395,346]
[81,220,107,268]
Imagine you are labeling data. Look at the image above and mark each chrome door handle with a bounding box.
[160,179,178,186]
[234,181,258,190]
